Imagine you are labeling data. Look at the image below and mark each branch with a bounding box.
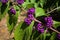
[47,7,60,14]
[33,17,60,34]
[50,27,60,34]
[20,7,60,34]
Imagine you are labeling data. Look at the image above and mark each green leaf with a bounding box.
[30,0,35,3]
[53,20,60,28]
[34,3,38,8]
[7,5,20,32]
[24,21,34,40]
[43,30,47,40]
[40,0,46,8]
[0,2,2,7]
[40,34,44,40]
[0,2,9,20]
[14,5,20,16]
[26,0,29,3]
[35,7,46,17]
[7,23,14,31]
[22,2,34,9]
[49,32,56,40]
[46,33,51,36]
[22,2,30,8]
[14,21,24,40]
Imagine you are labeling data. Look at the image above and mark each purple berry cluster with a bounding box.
[1,0,8,4]
[24,8,53,33]
[17,0,24,5]
[24,8,35,25]
[10,7,16,15]
[44,16,53,28]
[36,23,44,33]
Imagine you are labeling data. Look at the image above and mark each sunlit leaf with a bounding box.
[30,0,35,3]
[24,21,34,40]
[35,7,46,17]
[14,21,24,40]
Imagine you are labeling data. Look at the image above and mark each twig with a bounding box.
[50,27,60,34]
[19,6,60,34]
[33,17,60,34]
[34,18,41,23]
[47,7,60,14]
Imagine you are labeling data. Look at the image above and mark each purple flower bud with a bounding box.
[45,16,53,28]
[24,18,32,25]
[1,0,8,4]
[28,8,35,14]
[10,7,16,15]
[57,34,60,39]
[17,0,24,5]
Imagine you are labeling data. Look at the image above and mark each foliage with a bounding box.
[0,0,60,40]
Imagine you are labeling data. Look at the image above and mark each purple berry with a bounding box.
[36,23,42,31]
[17,0,24,5]
[45,16,53,28]
[36,23,44,33]
[28,14,34,20]
[28,8,35,14]
[39,28,44,33]
[10,7,16,15]
[37,23,42,28]
[24,8,35,25]
[57,34,60,39]
[1,0,8,4]
[24,18,32,25]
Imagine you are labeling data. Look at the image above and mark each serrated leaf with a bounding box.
[53,20,60,28]
[24,21,34,40]
[14,21,24,40]
[35,7,46,17]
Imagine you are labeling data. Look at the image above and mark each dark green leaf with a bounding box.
[43,30,47,40]
[49,32,56,40]
[0,2,9,20]
[53,20,60,28]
